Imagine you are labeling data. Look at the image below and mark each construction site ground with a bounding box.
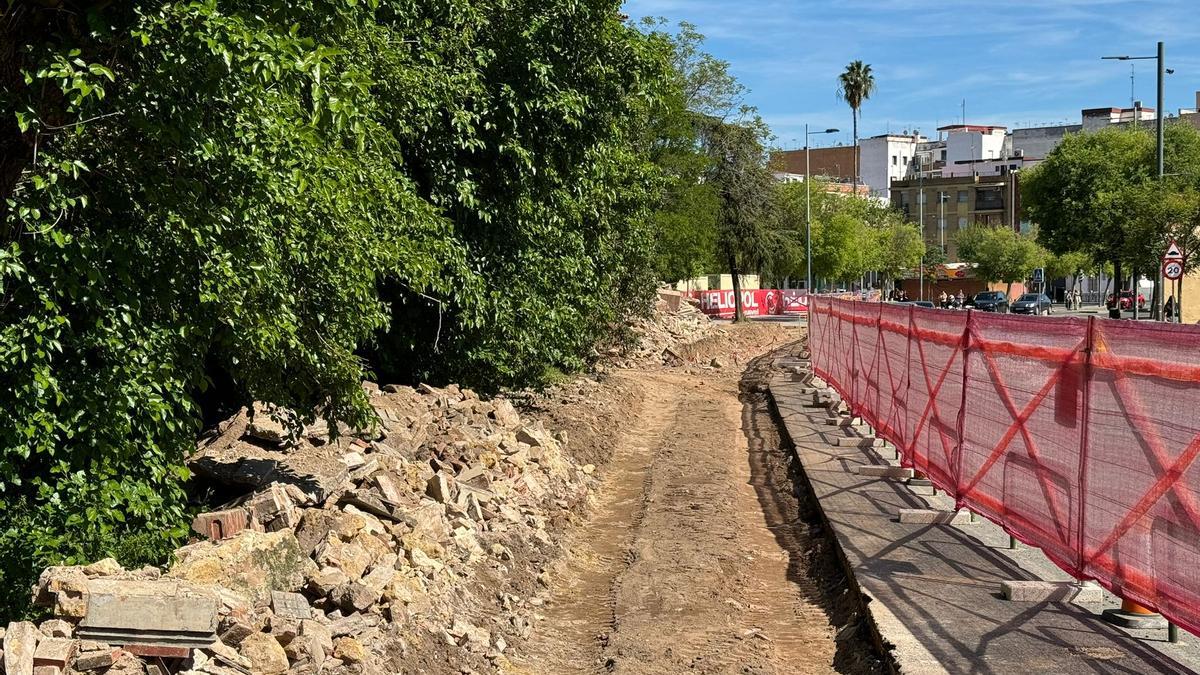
[511,323,886,674]
[768,345,1200,675]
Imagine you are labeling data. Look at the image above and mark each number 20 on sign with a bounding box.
[1164,260,1184,281]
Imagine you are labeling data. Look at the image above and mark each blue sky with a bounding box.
[622,0,1200,150]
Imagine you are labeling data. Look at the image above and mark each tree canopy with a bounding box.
[955,226,1045,298]
[0,0,674,618]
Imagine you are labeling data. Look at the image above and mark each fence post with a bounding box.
[952,309,974,503]
[903,304,915,465]
[1075,316,1096,572]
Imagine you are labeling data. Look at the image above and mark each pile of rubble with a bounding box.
[15,383,593,674]
[613,289,714,366]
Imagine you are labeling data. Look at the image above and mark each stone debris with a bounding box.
[24,379,595,674]
[612,288,715,366]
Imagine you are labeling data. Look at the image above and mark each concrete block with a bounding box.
[5,621,39,675]
[855,465,914,479]
[32,637,73,668]
[191,509,250,541]
[76,579,218,648]
[1102,608,1168,629]
[906,478,935,496]
[832,437,884,449]
[897,509,972,525]
[1001,581,1103,604]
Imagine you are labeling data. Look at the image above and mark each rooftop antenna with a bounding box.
[1130,62,1135,107]
[962,99,966,125]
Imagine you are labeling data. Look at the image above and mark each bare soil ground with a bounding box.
[510,324,883,674]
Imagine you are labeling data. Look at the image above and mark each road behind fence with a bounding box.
[808,296,1200,637]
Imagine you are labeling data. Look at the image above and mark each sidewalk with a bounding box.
[768,355,1200,674]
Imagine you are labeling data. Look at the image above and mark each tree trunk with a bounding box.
[728,252,746,323]
[851,109,859,194]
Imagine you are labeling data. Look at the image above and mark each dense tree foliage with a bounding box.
[772,180,921,290]
[0,0,672,617]
[1023,123,1200,297]
[955,226,1045,299]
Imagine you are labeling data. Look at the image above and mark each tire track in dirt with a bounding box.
[514,342,875,674]
[512,373,675,674]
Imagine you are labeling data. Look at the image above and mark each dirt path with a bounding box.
[515,350,849,674]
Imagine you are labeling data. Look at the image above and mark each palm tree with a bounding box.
[837,61,876,195]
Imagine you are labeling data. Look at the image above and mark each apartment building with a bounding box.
[890,174,1020,262]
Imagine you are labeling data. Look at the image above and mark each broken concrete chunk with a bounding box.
[33,568,89,619]
[32,637,73,669]
[192,509,250,541]
[169,530,315,604]
[75,579,219,649]
[490,399,522,429]
[218,620,255,648]
[333,581,380,613]
[237,633,288,675]
[37,620,72,639]
[5,621,39,675]
[304,567,350,598]
[426,473,453,503]
[247,402,292,445]
[82,558,124,577]
[269,591,312,621]
[313,534,375,581]
[332,636,367,664]
[372,473,405,503]
[72,650,114,672]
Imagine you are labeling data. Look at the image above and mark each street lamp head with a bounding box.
[1102,55,1131,61]
[824,128,840,133]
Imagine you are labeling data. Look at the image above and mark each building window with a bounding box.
[918,191,927,205]
[958,217,968,229]
[957,190,968,203]
[940,150,947,161]
[976,187,1004,211]
[892,155,898,166]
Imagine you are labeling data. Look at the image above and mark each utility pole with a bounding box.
[939,191,946,255]
[805,125,839,295]
[919,167,925,300]
[1103,41,1167,321]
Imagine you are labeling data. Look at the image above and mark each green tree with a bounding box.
[704,119,780,321]
[0,0,673,619]
[955,226,1046,300]
[874,220,926,296]
[837,61,876,194]
[637,20,752,285]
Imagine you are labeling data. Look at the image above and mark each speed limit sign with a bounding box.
[1164,260,1184,280]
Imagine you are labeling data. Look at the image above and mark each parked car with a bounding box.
[972,291,1009,313]
[1010,293,1053,315]
[1109,290,1147,311]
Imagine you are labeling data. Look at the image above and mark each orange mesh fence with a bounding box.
[808,296,1200,636]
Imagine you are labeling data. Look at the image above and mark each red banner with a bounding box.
[694,290,783,318]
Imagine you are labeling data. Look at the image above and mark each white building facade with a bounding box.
[859,133,925,201]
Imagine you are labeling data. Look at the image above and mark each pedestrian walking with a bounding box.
[1166,295,1176,321]
[939,290,948,308]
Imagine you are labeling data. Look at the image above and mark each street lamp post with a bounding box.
[1103,42,1167,320]
[939,191,947,254]
[805,124,840,294]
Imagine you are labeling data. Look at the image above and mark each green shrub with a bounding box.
[0,1,669,619]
